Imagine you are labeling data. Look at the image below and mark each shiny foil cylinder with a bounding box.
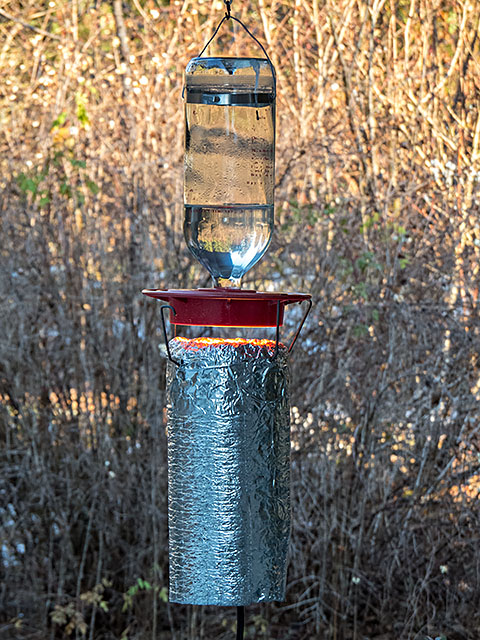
[166,337,290,606]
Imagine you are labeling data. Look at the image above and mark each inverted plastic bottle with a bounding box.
[184,57,275,288]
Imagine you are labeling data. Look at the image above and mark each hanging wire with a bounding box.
[197,14,228,58]
[196,0,276,97]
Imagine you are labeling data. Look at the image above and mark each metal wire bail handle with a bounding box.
[196,0,276,98]
[271,298,313,360]
[160,305,181,366]
[160,300,312,363]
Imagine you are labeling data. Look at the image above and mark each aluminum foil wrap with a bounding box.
[166,337,290,606]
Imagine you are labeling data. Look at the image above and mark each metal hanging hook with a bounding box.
[160,305,181,366]
[224,0,232,19]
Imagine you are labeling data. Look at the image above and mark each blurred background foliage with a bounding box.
[0,0,479,638]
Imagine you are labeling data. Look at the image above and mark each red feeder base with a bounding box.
[141,288,311,328]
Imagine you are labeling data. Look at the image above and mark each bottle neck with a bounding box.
[214,276,242,288]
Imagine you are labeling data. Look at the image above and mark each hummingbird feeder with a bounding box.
[142,1,312,632]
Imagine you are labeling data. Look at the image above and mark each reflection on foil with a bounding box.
[166,337,290,606]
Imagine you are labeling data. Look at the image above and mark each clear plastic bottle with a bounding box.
[184,57,275,287]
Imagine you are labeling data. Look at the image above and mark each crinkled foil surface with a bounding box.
[166,337,290,606]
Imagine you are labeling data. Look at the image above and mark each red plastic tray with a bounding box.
[142,288,311,327]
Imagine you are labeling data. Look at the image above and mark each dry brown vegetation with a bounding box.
[1,0,480,638]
